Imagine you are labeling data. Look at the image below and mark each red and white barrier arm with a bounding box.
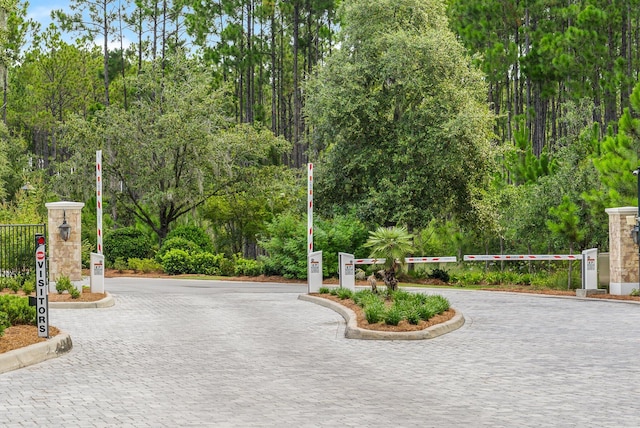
[354,257,457,265]
[405,256,457,263]
[463,254,582,261]
[354,258,386,265]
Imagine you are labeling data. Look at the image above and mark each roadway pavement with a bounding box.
[1,278,640,427]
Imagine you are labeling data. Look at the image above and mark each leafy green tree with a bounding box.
[546,195,585,289]
[53,0,124,106]
[200,166,301,257]
[585,82,640,212]
[59,53,290,241]
[305,0,495,229]
[259,211,368,279]
[505,118,557,185]
[363,226,414,292]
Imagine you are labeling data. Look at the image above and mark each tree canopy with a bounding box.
[305,0,496,229]
[59,53,291,241]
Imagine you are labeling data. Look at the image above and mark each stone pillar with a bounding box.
[605,207,639,295]
[46,201,85,286]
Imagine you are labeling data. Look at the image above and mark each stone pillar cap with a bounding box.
[45,201,85,210]
[605,206,638,215]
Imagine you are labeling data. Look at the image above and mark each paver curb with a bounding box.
[0,331,72,374]
[298,294,465,340]
[49,292,114,309]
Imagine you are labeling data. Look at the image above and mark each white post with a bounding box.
[307,163,313,254]
[581,248,598,290]
[308,251,323,293]
[339,252,355,291]
[96,150,103,255]
[90,252,105,293]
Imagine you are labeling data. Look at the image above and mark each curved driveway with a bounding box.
[1,278,639,427]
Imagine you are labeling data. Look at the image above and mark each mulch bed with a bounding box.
[311,293,456,332]
[0,325,60,354]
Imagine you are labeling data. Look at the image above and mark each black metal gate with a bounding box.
[0,224,47,280]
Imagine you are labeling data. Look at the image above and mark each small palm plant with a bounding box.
[363,226,414,292]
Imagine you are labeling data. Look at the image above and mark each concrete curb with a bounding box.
[298,294,465,340]
[0,331,72,374]
[49,292,114,309]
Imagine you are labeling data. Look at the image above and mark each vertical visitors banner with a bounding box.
[96,150,103,255]
[35,234,49,338]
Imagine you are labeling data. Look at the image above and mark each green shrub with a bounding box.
[0,311,9,337]
[103,227,153,265]
[259,212,368,279]
[318,286,331,294]
[336,287,353,300]
[113,257,128,272]
[128,258,163,273]
[69,287,81,299]
[234,256,263,276]
[364,302,385,324]
[0,295,36,325]
[22,279,35,295]
[316,213,369,278]
[156,237,202,262]
[329,288,339,296]
[353,289,378,307]
[390,289,413,302]
[81,239,95,269]
[384,305,403,326]
[165,225,214,253]
[218,257,236,276]
[190,252,221,276]
[6,277,21,293]
[451,271,484,286]
[161,249,192,275]
[55,275,74,294]
[429,295,450,314]
[259,214,308,279]
[417,304,437,321]
[406,307,421,325]
[427,268,450,283]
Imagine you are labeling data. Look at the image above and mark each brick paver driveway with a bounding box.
[1,278,639,427]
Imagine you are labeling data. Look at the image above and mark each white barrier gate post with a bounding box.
[339,252,355,291]
[308,251,323,293]
[90,252,105,294]
[582,248,598,290]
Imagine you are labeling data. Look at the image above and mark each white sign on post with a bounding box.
[35,234,49,338]
[308,251,323,293]
[339,252,355,292]
[90,252,105,294]
[582,248,598,290]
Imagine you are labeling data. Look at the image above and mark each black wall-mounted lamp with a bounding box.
[58,210,71,241]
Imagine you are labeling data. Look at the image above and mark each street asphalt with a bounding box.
[1,277,639,427]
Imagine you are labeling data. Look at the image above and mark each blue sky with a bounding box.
[26,0,64,30]
[24,0,133,49]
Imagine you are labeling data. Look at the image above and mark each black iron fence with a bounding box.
[0,224,47,281]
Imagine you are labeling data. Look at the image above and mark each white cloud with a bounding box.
[27,5,57,26]
[93,35,133,52]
